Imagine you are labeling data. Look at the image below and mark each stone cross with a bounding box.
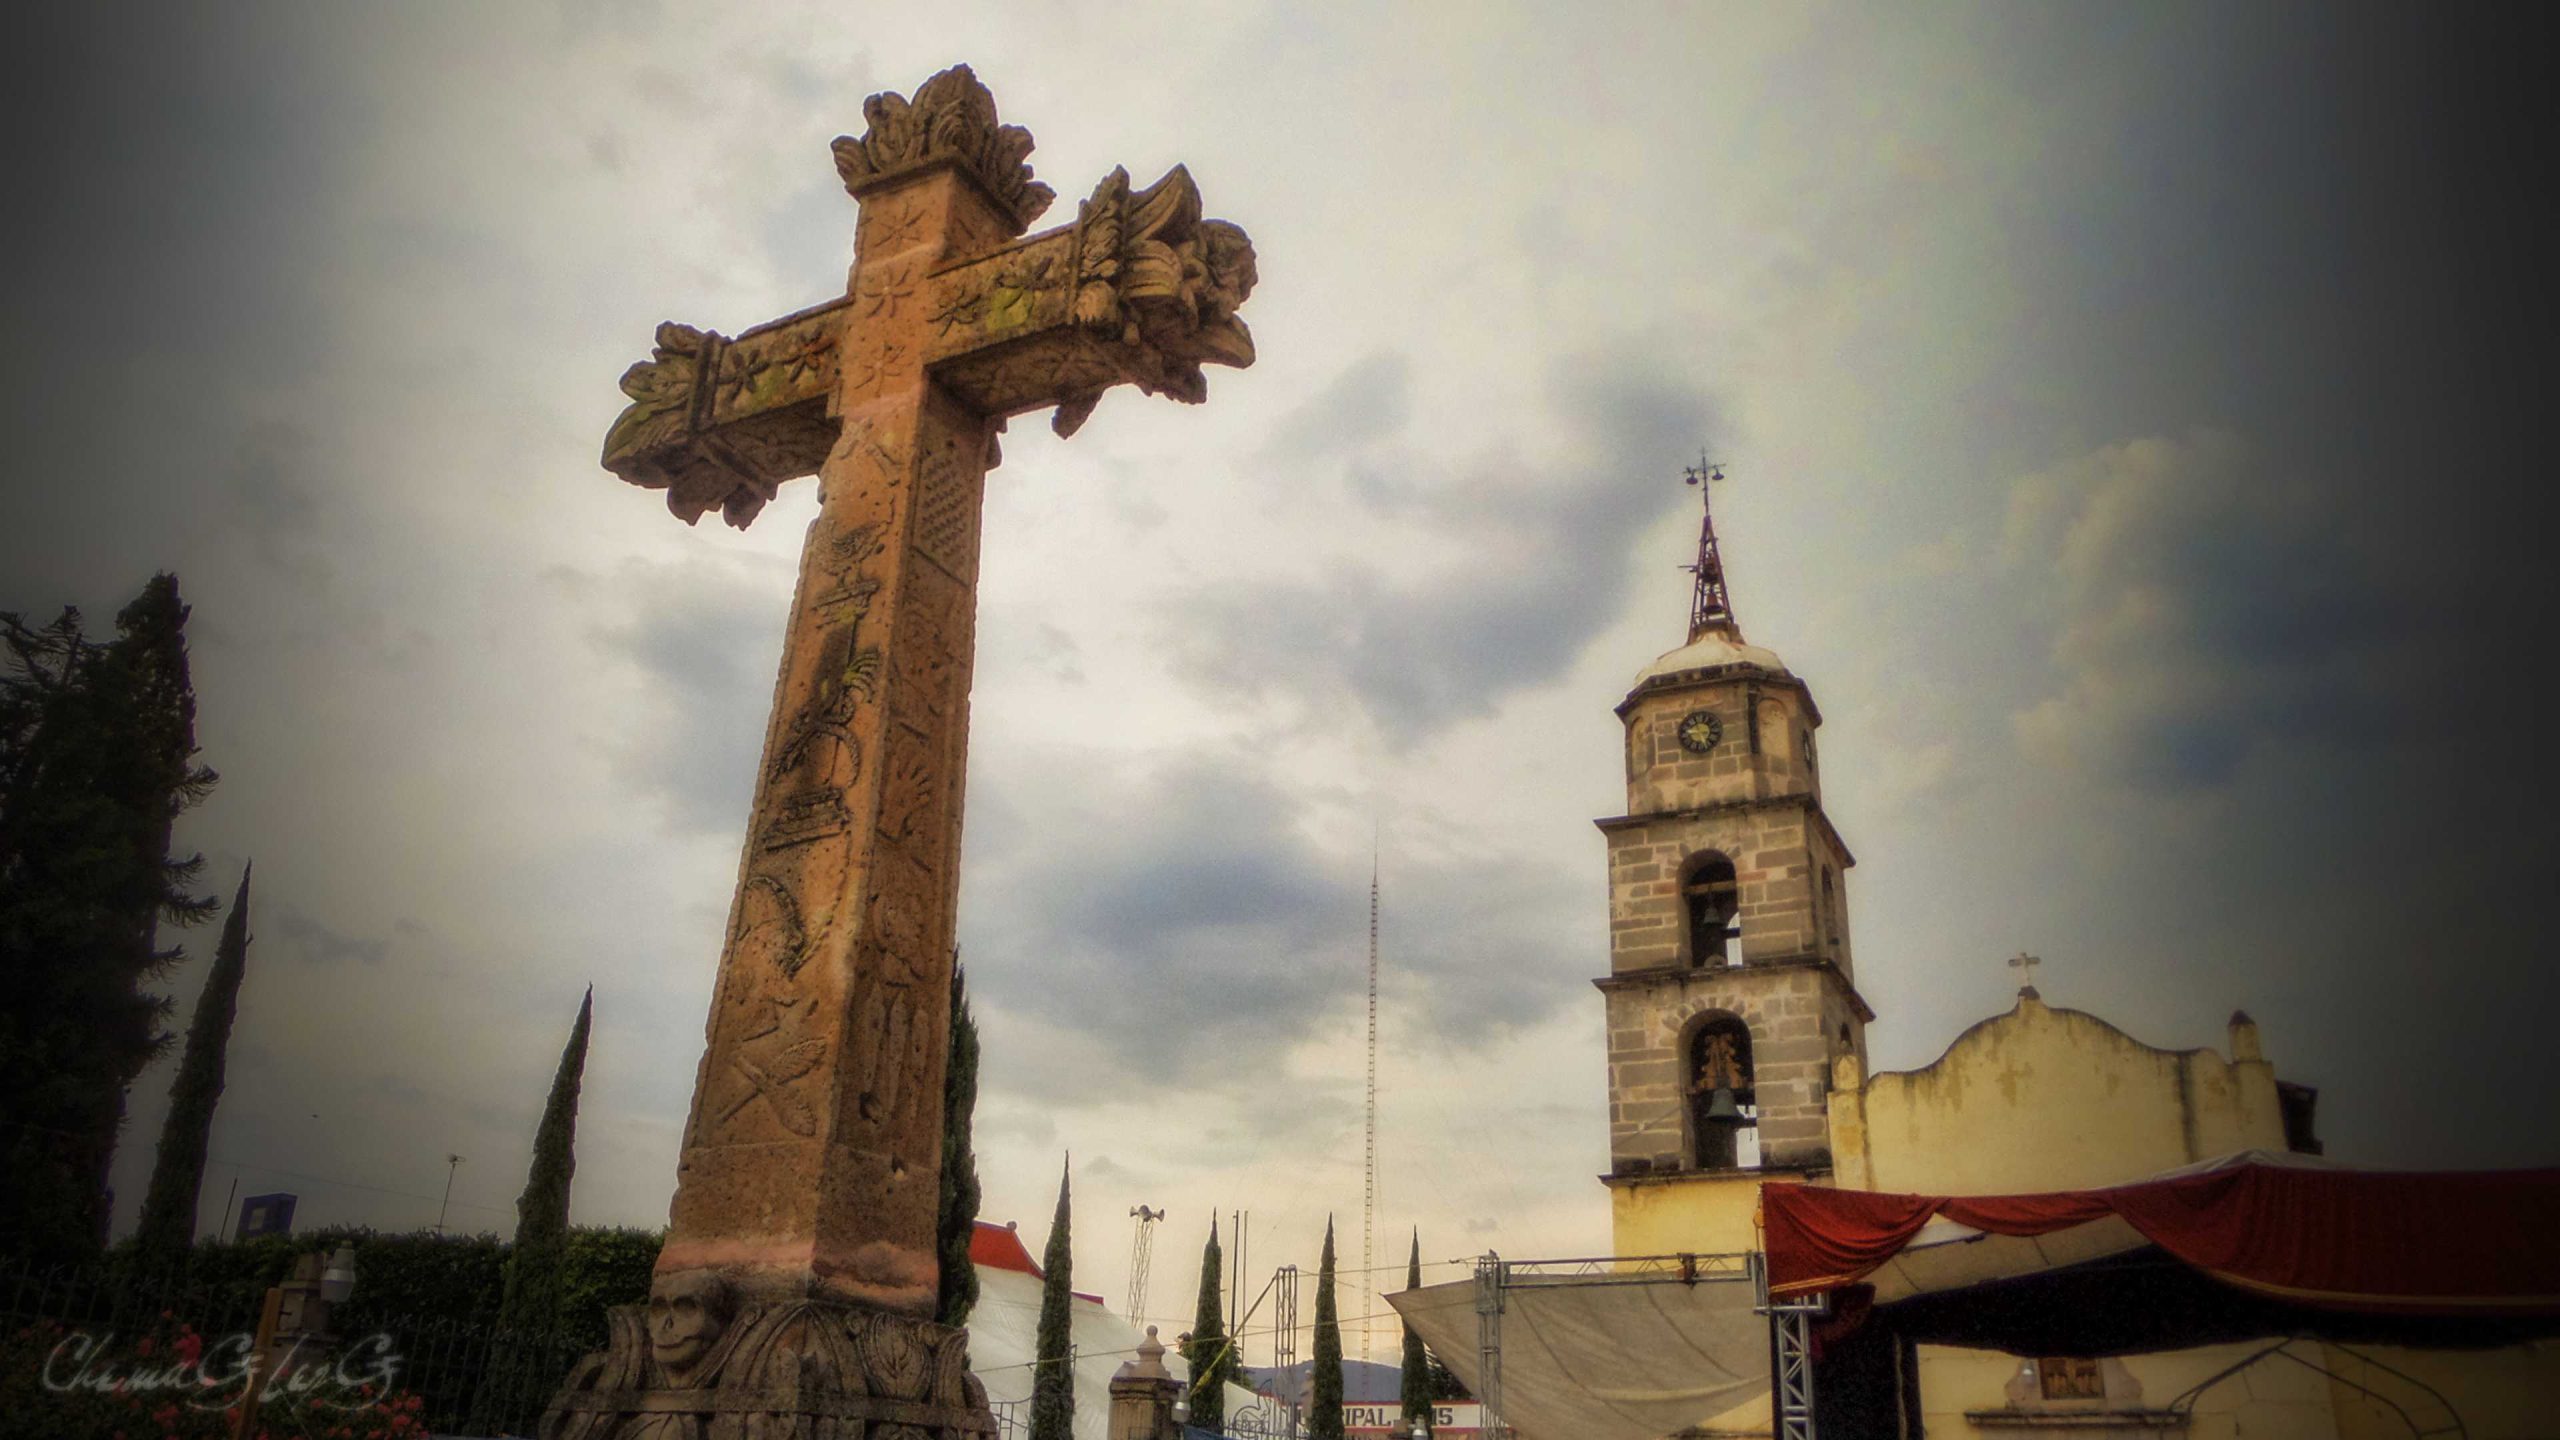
[2008,950,2042,993]
[546,65,1254,1440]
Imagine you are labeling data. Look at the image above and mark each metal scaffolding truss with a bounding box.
[1752,1252,1829,1440]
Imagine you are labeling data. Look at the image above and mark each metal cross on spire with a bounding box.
[1681,454,1737,642]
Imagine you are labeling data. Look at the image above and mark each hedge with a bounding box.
[93,1224,662,1340]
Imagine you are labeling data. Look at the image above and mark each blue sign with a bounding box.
[237,1192,297,1239]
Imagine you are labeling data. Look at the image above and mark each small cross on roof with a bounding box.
[2008,950,2042,997]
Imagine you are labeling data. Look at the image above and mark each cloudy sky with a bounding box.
[5,2,2552,1358]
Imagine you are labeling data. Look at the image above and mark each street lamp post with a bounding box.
[434,1153,462,1235]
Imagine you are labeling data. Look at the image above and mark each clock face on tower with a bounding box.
[1677,709,1722,753]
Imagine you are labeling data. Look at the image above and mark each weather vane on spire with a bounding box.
[1680,453,1737,642]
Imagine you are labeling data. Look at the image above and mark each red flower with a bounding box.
[174,1332,203,1365]
[136,1336,156,1357]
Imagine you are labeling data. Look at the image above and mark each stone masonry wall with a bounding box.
[1605,808,1820,972]
[1623,673,1820,817]
[1602,965,1846,1173]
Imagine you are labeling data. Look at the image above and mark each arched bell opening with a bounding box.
[1682,854,1741,968]
[1684,1012,1758,1170]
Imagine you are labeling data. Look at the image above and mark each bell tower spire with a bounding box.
[1681,456,1738,642]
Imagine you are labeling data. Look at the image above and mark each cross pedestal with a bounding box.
[543,64,1255,1440]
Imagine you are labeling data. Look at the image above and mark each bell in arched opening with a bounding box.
[1687,1016,1757,1169]
[1682,855,1740,967]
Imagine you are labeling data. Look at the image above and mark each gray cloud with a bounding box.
[2002,430,2413,790]
[960,753,1349,1093]
[1262,352,1412,463]
[958,748,1586,1110]
[267,903,392,968]
[1176,348,1720,746]
[589,557,790,835]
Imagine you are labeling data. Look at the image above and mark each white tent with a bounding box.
[966,1223,1264,1440]
[1388,1261,1773,1440]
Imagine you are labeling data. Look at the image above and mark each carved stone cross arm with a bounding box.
[923,164,1257,431]
[601,153,1256,530]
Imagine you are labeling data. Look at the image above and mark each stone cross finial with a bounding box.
[2008,950,2042,997]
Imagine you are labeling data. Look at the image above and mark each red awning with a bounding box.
[1763,1152,2560,1317]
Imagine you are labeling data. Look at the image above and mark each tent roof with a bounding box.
[1389,1261,1771,1440]
[1766,1150,2560,1315]
[1765,1151,2560,1355]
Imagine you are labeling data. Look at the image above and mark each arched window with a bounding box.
[1758,701,1791,761]
[1686,1014,1757,1169]
[1682,854,1740,967]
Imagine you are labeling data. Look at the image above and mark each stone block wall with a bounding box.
[1600,965,1853,1173]
[1601,803,1853,979]
[1622,672,1822,818]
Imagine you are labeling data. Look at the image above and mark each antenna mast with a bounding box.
[1126,1205,1164,1322]
[1363,845,1379,1362]
[1681,455,1737,641]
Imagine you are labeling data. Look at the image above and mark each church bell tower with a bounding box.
[1598,463,1872,1254]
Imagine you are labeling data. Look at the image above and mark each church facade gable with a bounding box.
[1825,994,2294,1194]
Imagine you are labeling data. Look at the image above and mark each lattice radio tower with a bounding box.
[1362,844,1379,1361]
[1126,1206,1164,1323]
[1682,455,1737,641]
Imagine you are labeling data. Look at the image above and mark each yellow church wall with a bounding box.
[1827,992,2288,1195]
[2322,1340,2560,1440]
[1924,1338,2560,1439]
[1608,1169,1793,1258]
[1919,1343,2342,1438]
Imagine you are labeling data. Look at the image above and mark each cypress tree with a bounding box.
[1030,1159,1075,1440]
[133,862,253,1268]
[0,575,215,1258]
[475,986,591,1430]
[936,965,982,1328]
[1398,1230,1431,1437]
[504,986,591,1320]
[1311,1218,1344,1440]
[1182,1218,1233,1431]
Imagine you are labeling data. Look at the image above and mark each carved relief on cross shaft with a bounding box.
[845,968,932,1137]
[873,727,940,863]
[825,416,914,496]
[759,518,888,837]
[857,258,923,321]
[839,340,913,405]
[713,970,828,1139]
[856,195,928,261]
[841,865,943,1149]
[771,578,882,791]
[731,873,816,981]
